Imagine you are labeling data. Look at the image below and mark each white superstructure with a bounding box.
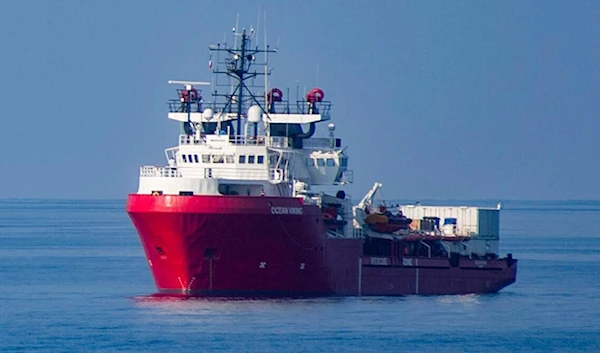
[136,29,353,199]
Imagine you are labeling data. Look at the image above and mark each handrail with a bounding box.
[140,166,181,178]
[420,241,432,258]
[139,164,291,183]
[177,134,290,148]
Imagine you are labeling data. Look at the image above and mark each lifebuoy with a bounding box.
[267,88,283,103]
[306,88,324,103]
[181,88,199,102]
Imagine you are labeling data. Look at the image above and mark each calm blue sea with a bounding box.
[0,199,598,352]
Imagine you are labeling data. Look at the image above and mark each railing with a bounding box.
[177,134,290,148]
[175,99,332,117]
[229,135,267,146]
[229,135,291,148]
[168,99,203,113]
[139,164,291,183]
[340,170,354,184]
[199,166,270,181]
[179,135,205,145]
[269,168,287,182]
[140,166,181,178]
[352,228,366,239]
[267,100,332,118]
[268,136,289,148]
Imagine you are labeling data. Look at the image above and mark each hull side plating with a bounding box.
[127,195,517,297]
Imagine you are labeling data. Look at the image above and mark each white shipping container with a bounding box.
[400,205,499,239]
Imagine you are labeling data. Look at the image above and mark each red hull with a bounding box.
[127,195,517,297]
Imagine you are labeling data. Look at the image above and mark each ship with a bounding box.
[126,26,517,297]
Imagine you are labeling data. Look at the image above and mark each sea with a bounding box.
[0,199,598,352]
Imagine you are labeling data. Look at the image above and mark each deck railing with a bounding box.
[178,134,290,148]
[140,166,181,178]
[199,167,270,180]
[139,165,290,183]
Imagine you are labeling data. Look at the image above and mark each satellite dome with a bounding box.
[248,105,262,123]
[202,108,214,120]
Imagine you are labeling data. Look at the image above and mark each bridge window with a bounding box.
[182,155,187,163]
[202,154,210,163]
[188,154,193,163]
[257,155,264,164]
[306,158,314,167]
[317,158,325,167]
[239,155,246,164]
[212,155,224,163]
[248,155,255,164]
[194,155,199,163]
[326,158,336,167]
[225,155,234,163]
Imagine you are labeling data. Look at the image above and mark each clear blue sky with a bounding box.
[0,0,598,200]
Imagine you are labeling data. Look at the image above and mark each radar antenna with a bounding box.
[209,26,277,137]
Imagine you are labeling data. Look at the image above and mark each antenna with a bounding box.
[209,20,277,136]
[286,86,290,113]
[233,13,240,47]
[168,80,211,86]
[316,64,320,87]
[264,11,268,121]
[296,80,300,112]
[255,6,261,47]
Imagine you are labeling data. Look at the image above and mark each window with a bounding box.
[212,155,224,163]
[257,155,264,164]
[239,155,246,164]
[326,158,336,167]
[225,155,234,164]
[188,155,193,163]
[194,155,199,163]
[248,155,255,164]
[306,158,314,167]
[202,154,210,163]
[182,155,187,163]
[317,158,325,167]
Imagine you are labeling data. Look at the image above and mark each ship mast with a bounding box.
[210,28,277,137]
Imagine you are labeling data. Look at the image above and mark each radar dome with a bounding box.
[248,105,262,123]
[202,108,213,120]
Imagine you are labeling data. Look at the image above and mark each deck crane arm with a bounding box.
[357,182,383,210]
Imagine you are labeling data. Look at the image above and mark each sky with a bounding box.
[0,0,598,200]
